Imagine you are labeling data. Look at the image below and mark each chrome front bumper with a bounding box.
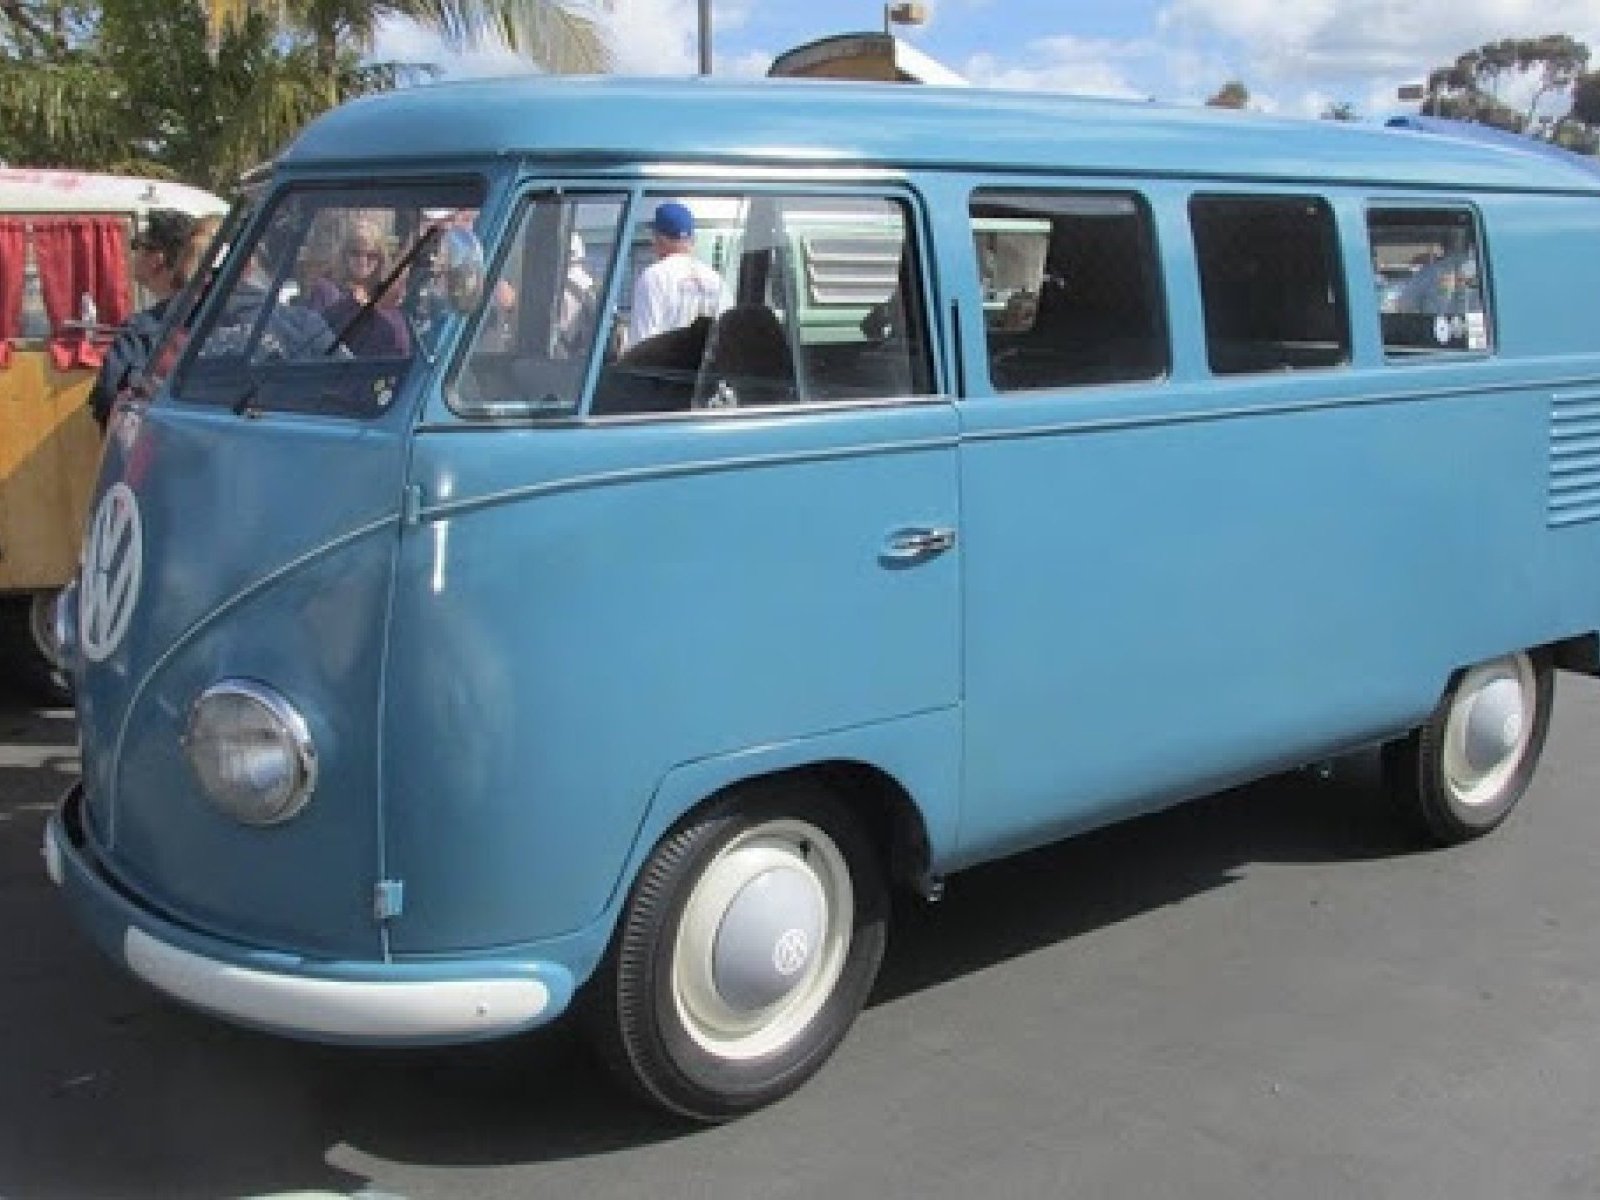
[44,782,575,1045]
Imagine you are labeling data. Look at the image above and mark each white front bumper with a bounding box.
[124,928,552,1041]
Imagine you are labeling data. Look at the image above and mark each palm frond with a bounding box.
[401,0,612,73]
[0,59,126,163]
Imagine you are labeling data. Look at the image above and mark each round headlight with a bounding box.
[184,680,317,826]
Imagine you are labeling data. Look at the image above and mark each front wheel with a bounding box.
[0,592,70,706]
[588,781,887,1122]
[1385,649,1553,845]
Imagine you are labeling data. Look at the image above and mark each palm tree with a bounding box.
[201,0,613,101]
[197,0,615,164]
[0,0,124,168]
[1,0,611,185]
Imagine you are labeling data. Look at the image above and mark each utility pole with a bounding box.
[699,0,712,75]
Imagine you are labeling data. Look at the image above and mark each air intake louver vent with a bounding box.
[1550,390,1600,528]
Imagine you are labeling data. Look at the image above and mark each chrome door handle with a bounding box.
[882,526,957,563]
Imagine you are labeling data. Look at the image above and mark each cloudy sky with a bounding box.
[376,0,1600,121]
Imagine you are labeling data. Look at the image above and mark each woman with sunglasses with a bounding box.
[311,221,409,357]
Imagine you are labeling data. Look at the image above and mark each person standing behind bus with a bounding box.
[626,202,722,348]
[87,209,198,429]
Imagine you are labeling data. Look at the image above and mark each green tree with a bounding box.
[200,0,611,106]
[0,0,343,184]
[1421,34,1591,136]
[191,0,615,172]
[1321,100,1359,121]
[2,0,612,184]
[0,0,125,166]
[1206,79,1249,110]
[1558,70,1600,153]
[1575,71,1600,125]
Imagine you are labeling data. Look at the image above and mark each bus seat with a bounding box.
[590,316,711,414]
[694,305,795,408]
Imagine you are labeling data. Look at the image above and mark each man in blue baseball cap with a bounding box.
[626,200,724,348]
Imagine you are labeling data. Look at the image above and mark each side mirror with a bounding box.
[438,227,485,314]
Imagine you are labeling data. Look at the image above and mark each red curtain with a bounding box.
[0,218,25,368]
[32,216,133,370]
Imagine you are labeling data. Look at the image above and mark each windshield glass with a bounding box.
[136,196,250,403]
[173,178,486,418]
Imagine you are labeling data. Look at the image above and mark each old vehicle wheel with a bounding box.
[0,593,70,706]
[590,781,888,1121]
[1385,650,1552,845]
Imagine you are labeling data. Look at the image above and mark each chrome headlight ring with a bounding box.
[183,680,318,826]
[48,582,78,669]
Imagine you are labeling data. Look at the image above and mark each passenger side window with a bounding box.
[590,192,933,417]
[1367,208,1490,357]
[1190,195,1349,374]
[453,194,625,419]
[968,190,1167,392]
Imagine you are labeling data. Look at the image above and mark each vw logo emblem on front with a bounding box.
[80,483,143,663]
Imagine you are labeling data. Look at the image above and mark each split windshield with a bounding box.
[172,179,486,418]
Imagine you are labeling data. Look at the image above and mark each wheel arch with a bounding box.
[604,709,961,939]
[656,760,935,901]
[1548,631,1600,677]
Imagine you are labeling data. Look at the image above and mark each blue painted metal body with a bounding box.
[50,77,1600,1042]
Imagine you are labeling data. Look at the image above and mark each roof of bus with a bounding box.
[0,168,227,215]
[278,76,1600,194]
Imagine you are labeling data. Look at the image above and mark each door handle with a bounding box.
[882,526,957,563]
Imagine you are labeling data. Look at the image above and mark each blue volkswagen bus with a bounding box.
[45,77,1600,1120]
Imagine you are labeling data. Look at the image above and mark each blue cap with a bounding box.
[651,201,695,240]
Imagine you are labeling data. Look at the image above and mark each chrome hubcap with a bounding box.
[672,819,852,1061]
[1442,653,1537,806]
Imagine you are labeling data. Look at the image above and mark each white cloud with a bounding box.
[607,0,697,74]
[963,35,1168,99]
[1159,0,1600,97]
[723,49,776,78]
[374,19,532,77]
[376,0,1600,127]
[607,0,760,75]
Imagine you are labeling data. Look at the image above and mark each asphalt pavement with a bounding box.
[3,675,1599,1200]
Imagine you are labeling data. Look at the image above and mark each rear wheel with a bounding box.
[589,780,887,1121]
[1385,649,1552,845]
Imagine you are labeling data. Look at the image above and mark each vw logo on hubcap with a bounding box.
[772,928,811,977]
[79,483,143,663]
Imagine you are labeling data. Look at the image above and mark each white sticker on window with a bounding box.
[1466,311,1487,350]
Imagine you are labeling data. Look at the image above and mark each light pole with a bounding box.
[883,2,929,34]
[699,0,712,74]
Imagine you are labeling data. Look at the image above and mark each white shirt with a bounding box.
[627,250,723,347]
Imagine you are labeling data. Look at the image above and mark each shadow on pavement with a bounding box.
[874,752,1416,1004]
[0,670,1423,1196]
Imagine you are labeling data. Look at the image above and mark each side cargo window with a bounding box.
[1367,207,1491,357]
[1190,195,1350,374]
[588,192,934,417]
[968,189,1168,392]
